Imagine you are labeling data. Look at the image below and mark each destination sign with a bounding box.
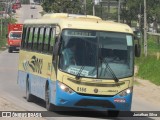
[70,31,92,36]
[64,30,96,37]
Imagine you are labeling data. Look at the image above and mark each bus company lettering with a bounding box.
[29,56,43,74]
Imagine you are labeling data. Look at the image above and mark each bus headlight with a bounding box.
[118,87,133,97]
[58,82,74,94]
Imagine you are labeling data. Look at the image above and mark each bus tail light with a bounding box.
[118,87,133,97]
[58,82,74,94]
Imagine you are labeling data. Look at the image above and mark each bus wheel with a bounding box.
[45,86,55,111]
[107,110,119,117]
[8,49,12,53]
[26,80,34,102]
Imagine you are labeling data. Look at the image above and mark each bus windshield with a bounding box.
[9,32,22,40]
[59,29,134,79]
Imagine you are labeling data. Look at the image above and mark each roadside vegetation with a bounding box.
[0,18,16,50]
[135,35,160,86]
[21,0,30,4]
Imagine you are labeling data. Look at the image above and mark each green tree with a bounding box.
[85,0,93,15]
[146,0,160,32]
[21,0,30,4]
[121,0,143,26]
[42,0,83,14]
[120,0,160,29]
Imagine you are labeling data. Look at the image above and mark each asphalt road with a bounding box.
[0,4,159,120]
[16,4,42,23]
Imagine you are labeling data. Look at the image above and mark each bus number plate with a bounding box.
[77,87,86,92]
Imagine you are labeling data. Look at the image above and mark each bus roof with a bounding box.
[24,13,133,34]
[42,13,102,20]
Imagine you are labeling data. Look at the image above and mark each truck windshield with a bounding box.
[59,29,134,79]
[9,32,22,40]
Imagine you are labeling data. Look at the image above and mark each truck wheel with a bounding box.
[26,80,34,102]
[8,49,12,53]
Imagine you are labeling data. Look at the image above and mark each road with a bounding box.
[15,4,42,23]
[0,4,159,120]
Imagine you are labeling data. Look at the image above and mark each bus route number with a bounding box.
[77,87,86,92]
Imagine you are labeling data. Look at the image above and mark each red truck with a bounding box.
[12,0,21,10]
[7,24,23,53]
[16,0,21,9]
[12,3,18,10]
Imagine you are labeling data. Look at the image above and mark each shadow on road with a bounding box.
[23,96,155,120]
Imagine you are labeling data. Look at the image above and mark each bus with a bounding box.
[18,13,140,115]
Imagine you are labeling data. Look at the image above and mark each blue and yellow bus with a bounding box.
[18,13,140,114]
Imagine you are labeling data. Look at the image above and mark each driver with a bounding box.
[62,38,77,67]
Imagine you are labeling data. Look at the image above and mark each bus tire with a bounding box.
[26,80,34,102]
[8,48,12,53]
[107,110,119,117]
[45,85,55,111]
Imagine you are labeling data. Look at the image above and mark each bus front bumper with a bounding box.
[8,46,20,51]
[51,81,132,111]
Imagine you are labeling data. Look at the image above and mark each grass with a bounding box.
[136,55,160,86]
[147,35,160,53]
[135,35,160,86]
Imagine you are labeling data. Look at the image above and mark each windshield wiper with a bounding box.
[75,66,85,79]
[102,58,119,83]
[98,43,119,83]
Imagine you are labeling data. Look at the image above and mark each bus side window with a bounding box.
[28,27,34,50]
[31,27,35,50]
[43,27,50,53]
[25,27,30,49]
[49,28,56,54]
[38,27,45,52]
[42,27,46,52]
[47,28,52,52]
[33,27,39,51]
[21,27,27,49]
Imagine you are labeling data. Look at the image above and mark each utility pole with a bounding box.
[100,1,102,19]
[92,0,95,16]
[139,4,142,29]
[144,0,147,57]
[107,0,110,19]
[0,18,2,36]
[84,0,86,15]
[118,0,121,22]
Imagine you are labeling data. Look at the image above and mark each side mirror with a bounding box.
[135,44,141,57]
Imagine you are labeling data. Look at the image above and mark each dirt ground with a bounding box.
[133,66,160,108]
[134,78,160,106]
